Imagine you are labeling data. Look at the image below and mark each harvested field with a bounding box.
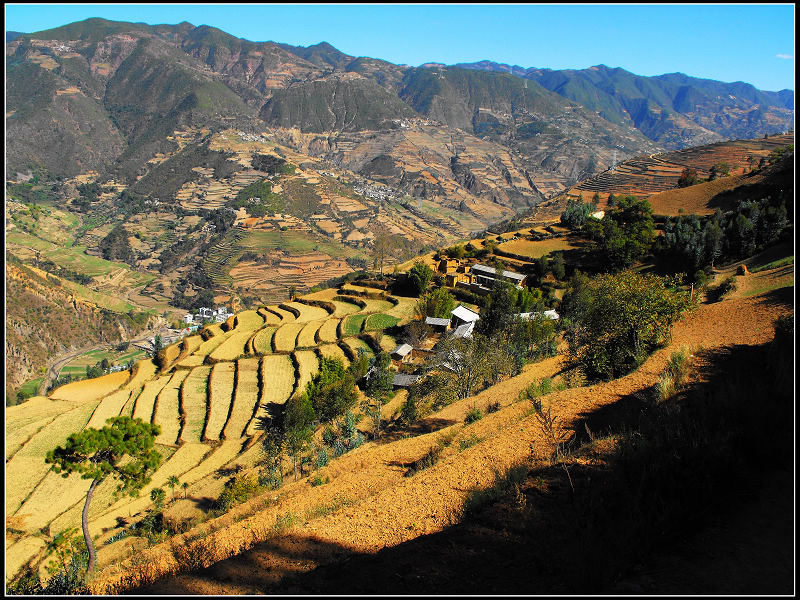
[316,319,341,343]
[132,375,173,423]
[205,363,236,441]
[495,236,578,260]
[233,310,266,332]
[645,174,754,217]
[251,326,277,355]
[5,538,46,587]
[331,299,361,316]
[284,302,330,322]
[5,397,76,460]
[209,330,253,362]
[342,337,374,359]
[180,335,204,356]
[293,350,320,398]
[176,355,207,368]
[247,355,295,436]
[123,360,159,390]
[86,389,133,429]
[195,330,235,358]
[257,307,281,326]
[6,400,101,515]
[179,366,212,444]
[12,468,93,534]
[379,334,397,354]
[297,320,325,348]
[385,296,418,321]
[119,389,140,417]
[49,370,130,403]
[273,322,305,353]
[153,370,191,446]
[317,344,350,366]
[269,306,296,324]
[222,359,261,440]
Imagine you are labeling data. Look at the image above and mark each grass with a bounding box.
[86,389,133,429]
[656,347,691,402]
[251,326,277,355]
[293,350,320,398]
[316,319,341,343]
[751,255,793,272]
[247,354,295,436]
[179,366,211,444]
[153,370,190,446]
[132,375,172,423]
[49,370,130,402]
[297,320,325,348]
[272,322,305,353]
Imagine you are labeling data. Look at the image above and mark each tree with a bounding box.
[283,395,315,480]
[677,167,699,188]
[408,262,434,296]
[593,195,655,270]
[415,286,456,319]
[550,252,566,280]
[45,417,162,574]
[432,334,491,401]
[152,334,163,356]
[303,357,358,422]
[363,352,394,439]
[561,271,693,380]
[166,475,180,501]
[708,162,730,180]
[372,227,403,274]
[476,279,517,336]
[150,487,166,510]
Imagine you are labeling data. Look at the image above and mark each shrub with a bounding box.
[464,405,484,424]
[214,473,262,512]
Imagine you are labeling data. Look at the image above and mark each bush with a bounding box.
[214,473,262,512]
[464,405,484,424]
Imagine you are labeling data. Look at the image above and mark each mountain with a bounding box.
[454,61,794,149]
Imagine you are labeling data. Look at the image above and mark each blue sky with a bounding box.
[5,3,795,91]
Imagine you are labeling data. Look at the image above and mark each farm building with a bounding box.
[451,305,480,329]
[390,343,414,363]
[424,316,450,333]
[469,264,526,289]
[392,373,421,388]
[451,322,475,339]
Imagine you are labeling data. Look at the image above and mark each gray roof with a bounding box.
[393,373,421,387]
[424,316,450,327]
[470,263,525,282]
[391,343,413,357]
[518,310,560,321]
[451,305,480,322]
[452,322,475,339]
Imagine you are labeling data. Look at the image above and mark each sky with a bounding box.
[5,3,796,91]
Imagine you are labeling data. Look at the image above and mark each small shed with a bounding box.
[393,373,421,389]
[424,316,450,333]
[451,305,480,329]
[451,322,475,339]
[390,343,414,363]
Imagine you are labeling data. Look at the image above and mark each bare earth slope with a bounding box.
[96,264,793,595]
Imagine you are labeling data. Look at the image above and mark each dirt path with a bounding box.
[103,278,792,595]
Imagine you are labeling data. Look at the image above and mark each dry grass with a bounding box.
[153,370,191,446]
[495,236,577,259]
[318,344,350,366]
[195,330,235,358]
[284,302,330,323]
[257,307,281,326]
[5,397,76,460]
[123,360,159,390]
[209,330,253,362]
[251,326,277,355]
[269,306,296,324]
[223,359,261,440]
[179,366,212,444]
[233,310,266,332]
[49,370,130,402]
[205,363,236,441]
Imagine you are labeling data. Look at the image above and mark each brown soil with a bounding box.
[109,270,792,596]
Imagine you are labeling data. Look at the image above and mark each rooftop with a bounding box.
[470,263,525,282]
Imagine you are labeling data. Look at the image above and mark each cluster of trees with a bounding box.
[227,178,282,217]
[657,196,790,276]
[262,352,393,481]
[98,224,134,264]
[560,196,598,229]
[582,195,655,270]
[561,270,693,380]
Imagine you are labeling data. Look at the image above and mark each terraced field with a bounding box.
[5,288,415,584]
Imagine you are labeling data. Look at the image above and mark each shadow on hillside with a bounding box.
[130,340,793,596]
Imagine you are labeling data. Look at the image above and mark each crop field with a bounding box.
[247,355,295,435]
[132,375,172,423]
[153,370,191,446]
[233,310,266,332]
[250,326,277,355]
[49,370,130,403]
[272,322,305,353]
[222,358,261,440]
[7,399,101,515]
[316,318,341,343]
[179,366,212,444]
[293,350,320,398]
[297,320,325,348]
[495,236,579,260]
[205,362,236,441]
[318,343,350,366]
[379,334,398,354]
[208,330,254,362]
[6,286,419,583]
[365,313,401,331]
[284,302,330,322]
[86,389,133,429]
[343,314,367,336]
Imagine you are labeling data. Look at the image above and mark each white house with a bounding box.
[518,310,560,321]
[450,305,480,329]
